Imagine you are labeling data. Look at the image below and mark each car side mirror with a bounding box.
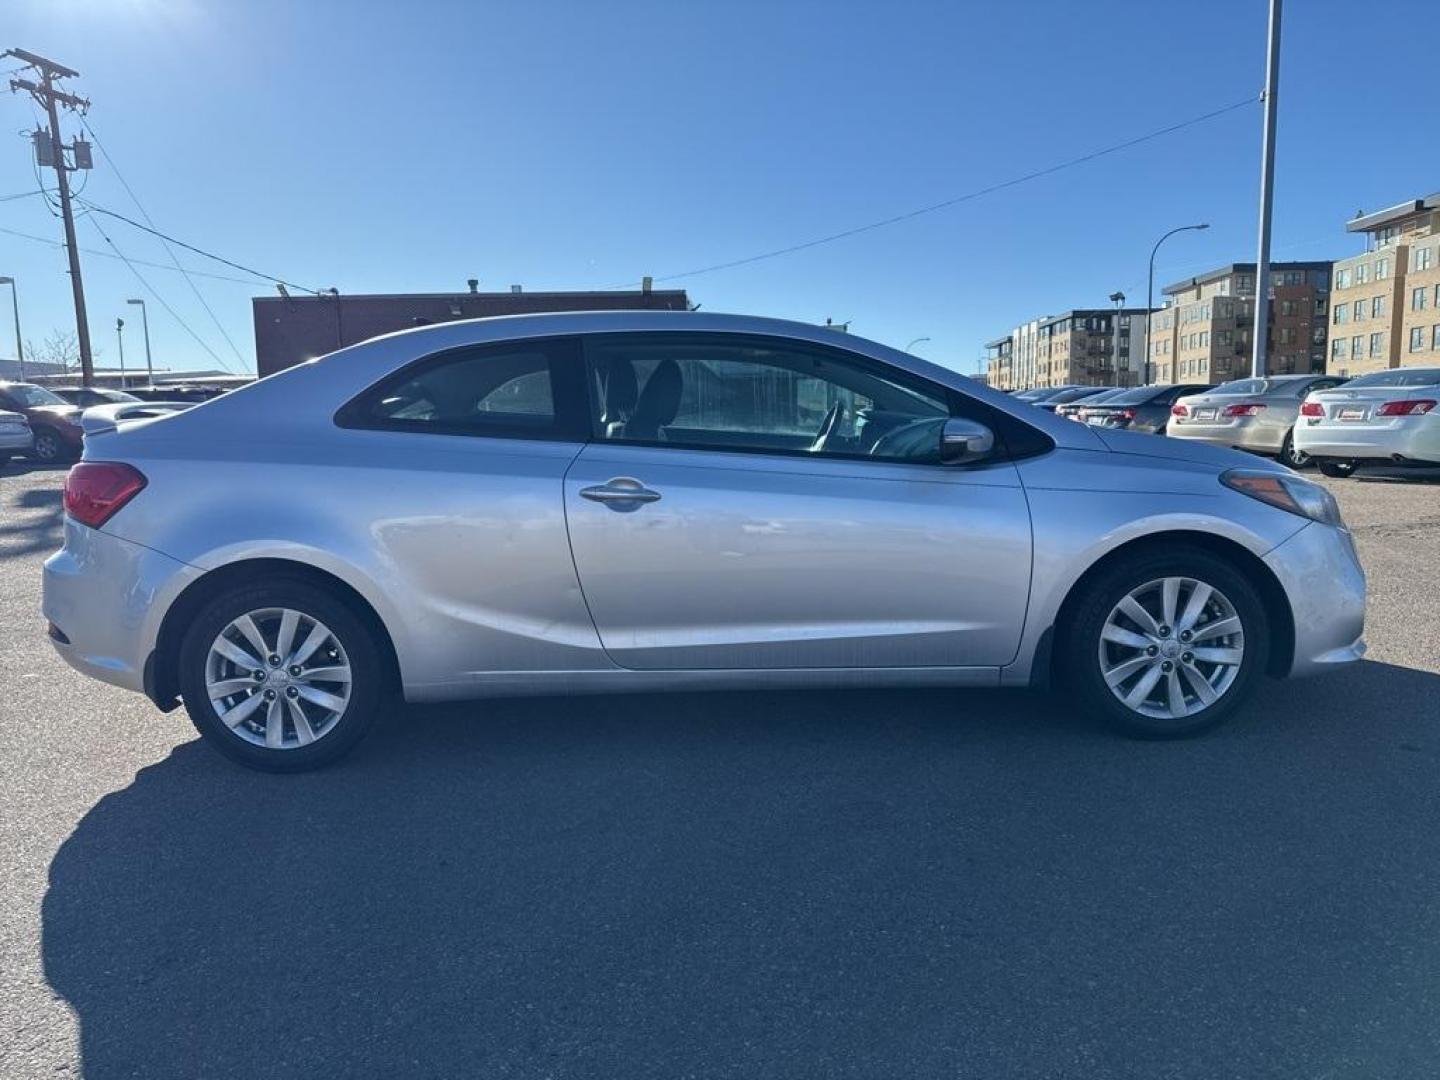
[939,418,995,465]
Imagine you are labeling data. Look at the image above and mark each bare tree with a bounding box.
[23,330,101,374]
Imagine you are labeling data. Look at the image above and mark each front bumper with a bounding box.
[43,518,201,695]
[1263,521,1366,678]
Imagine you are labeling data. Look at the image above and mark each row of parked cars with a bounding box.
[1009,367,1440,477]
[0,382,204,464]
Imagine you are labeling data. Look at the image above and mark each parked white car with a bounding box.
[1293,366,1440,477]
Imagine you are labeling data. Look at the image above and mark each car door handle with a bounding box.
[579,477,662,509]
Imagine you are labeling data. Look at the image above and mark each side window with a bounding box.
[586,334,951,463]
[338,338,586,440]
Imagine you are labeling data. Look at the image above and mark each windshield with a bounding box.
[1048,386,1114,404]
[1071,388,1125,406]
[2,384,67,407]
[1012,388,1052,401]
[1342,368,1440,388]
[1100,387,1163,406]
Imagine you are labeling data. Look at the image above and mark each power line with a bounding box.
[82,212,237,373]
[73,196,325,296]
[77,116,247,366]
[0,189,47,203]
[609,94,1259,288]
[0,224,264,284]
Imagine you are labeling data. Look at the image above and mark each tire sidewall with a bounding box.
[1280,430,1309,469]
[1064,548,1271,738]
[32,431,62,462]
[178,579,384,771]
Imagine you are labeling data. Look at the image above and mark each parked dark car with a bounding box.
[1037,386,1119,413]
[1081,383,1211,435]
[1055,387,1127,421]
[51,386,143,409]
[1013,385,1082,404]
[126,385,229,403]
[0,381,84,462]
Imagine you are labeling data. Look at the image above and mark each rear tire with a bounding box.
[1279,430,1310,469]
[178,578,385,771]
[30,430,69,464]
[1061,547,1270,739]
[1317,459,1357,478]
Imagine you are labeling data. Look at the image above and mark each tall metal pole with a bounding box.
[1,278,23,381]
[1144,224,1210,384]
[116,318,125,386]
[1250,0,1282,378]
[127,298,153,384]
[41,78,94,386]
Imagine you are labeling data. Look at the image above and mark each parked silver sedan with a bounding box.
[1168,374,1348,468]
[0,408,33,462]
[1294,366,1440,477]
[43,312,1367,770]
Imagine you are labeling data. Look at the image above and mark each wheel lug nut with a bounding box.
[1179,629,1192,642]
[263,689,277,700]
[1158,625,1171,638]
[252,669,264,681]
[1146,645,1159,657]
[289,665,302,677]
[268,654,281,666]
[286,686,299,698]
[1182,652,1193,664]
[1161,660,1174,672]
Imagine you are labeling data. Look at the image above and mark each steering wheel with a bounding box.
[808,401,847,453]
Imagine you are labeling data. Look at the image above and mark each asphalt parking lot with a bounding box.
[1,461,1437,1079]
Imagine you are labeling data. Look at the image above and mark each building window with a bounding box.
[1376,257,1390,280]
[1411,327,1425,352]
[1200,331,1209,347]
[1372,296,1385,318]
[1354,263,1369,285]
[1353,300,1364,320]
[1434,325,1440,350]
[1350,336,1363,360]
[1279,299,1296,317]
[1217,329,1232,346]
[1336,268,1351,289]
[1415,246,1434,272]
[1237,274,1254,292]
[1413,287,1428,312]
[1333,305,1347,325]
[1370,332,1383,357]
[1331,338,1345,360]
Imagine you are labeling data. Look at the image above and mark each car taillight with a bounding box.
[1375,399,1436,416]
[1222,403,1266,417]
[1300,401,1324,417]
[1118,408,1136,421]
[1170,404,1188,417]
[63,462,147,528]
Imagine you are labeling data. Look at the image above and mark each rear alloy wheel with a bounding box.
[1317,459,1357,479]
[179,580,384,771]
[1279,430,1310,469]
[1064,549,1269,738]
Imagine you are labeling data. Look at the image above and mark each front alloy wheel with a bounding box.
[1098,577,1243,721]
[32,430,65,462]
[1064,548,1269,738]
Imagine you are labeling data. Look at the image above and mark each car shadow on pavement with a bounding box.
[42,661,1440,1079]
[0,483,62,558]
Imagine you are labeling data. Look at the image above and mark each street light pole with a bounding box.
[1108,291,1126,386]
[1250,0,1283,378]
[0,276,22,381]
[115,317,125,387]
[904,336,931,353]
[1145,223,1210,384]
[126,298,153,385]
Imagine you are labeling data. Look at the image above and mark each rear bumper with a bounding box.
[43,518,200,695]
[1170,418,1285,453]
[1263,521,1366,678]
[1291,418,1440,463]
[0,430,32,452]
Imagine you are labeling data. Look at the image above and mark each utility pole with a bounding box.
[1109,291,1126,386]
[1250,0,1282,378]
[116,317,126,386]
[4,48,96,386]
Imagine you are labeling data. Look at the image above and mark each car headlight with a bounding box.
[1221,469,1344,527]
[63,413,83,426]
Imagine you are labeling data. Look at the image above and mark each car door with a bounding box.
[562,332,1034,671]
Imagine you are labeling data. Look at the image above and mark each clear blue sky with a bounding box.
[4,0,1437,376]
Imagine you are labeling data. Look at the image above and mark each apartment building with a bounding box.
[985,308,1150,390]
[1149,262,1331,385]
[1328,193,1440,375]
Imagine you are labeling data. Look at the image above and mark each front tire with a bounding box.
[30,430,70,464]
[178,579,385,771]
[1062,547,1270,739]
[1317,459,1357,478]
